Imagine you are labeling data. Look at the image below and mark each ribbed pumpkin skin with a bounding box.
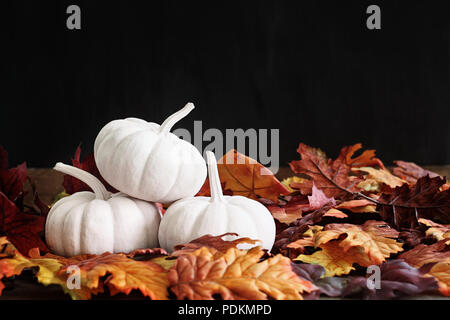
[45,191,161,256]
[158,195,276,252]
[94,118,207,203]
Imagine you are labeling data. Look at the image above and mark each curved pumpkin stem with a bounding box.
[54,162,110,200]
[159,102,195,133]
[206,151,224,202]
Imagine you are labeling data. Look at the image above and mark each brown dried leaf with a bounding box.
[393,161,441,184]
[172,233,260,256]
[289,143,381,199]
[378,175,450,228]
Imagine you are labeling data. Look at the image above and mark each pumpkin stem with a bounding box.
[53,162,110,200]
[206,151,224,201]
[159,102,195,133]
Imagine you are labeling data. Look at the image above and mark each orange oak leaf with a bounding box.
[171,233,260,256]
[1,238,170,300]
[198,149,289,202]
[343,143,385,169]
[314,221,403,265]
[295,240,373,277]
[289,143,380,199]
[334,199,377,213]
[58,252,169,300]
[399,239,450,268]
[168,246,317,300]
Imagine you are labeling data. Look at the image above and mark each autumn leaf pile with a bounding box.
[0,143,449,300]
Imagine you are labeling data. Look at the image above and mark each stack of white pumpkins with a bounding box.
[45,103,275,257]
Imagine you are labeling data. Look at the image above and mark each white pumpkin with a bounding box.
[94,103,207,204]
[45,163,161,256]
[158,151,276,252]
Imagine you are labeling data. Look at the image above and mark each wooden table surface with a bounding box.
[2,166,449,300]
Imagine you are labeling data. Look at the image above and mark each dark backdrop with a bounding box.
[2,0,450,168]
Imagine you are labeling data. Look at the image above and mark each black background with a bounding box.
[2,0,450,168]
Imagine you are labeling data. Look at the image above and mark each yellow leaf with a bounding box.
[295,241,372,277]
[281,176,308,193]
[0,237,89,299]
[0,238,170,300]
[426,262,450,296]
[354,167,406,191]
[314,221,403,265]
[151,256,177,270]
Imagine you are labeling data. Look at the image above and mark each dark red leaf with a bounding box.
[27,177,50,217]
[272,203,334,255]
[289,143,374,199]
[63,146,117,194]
[393,161,441,184]
[291,263,350,298]
[0,162,27,203]
[341,260,439,299]
[0,192,48,256]
[378,175,450,228]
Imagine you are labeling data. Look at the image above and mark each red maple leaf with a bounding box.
[63,146,117,194]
